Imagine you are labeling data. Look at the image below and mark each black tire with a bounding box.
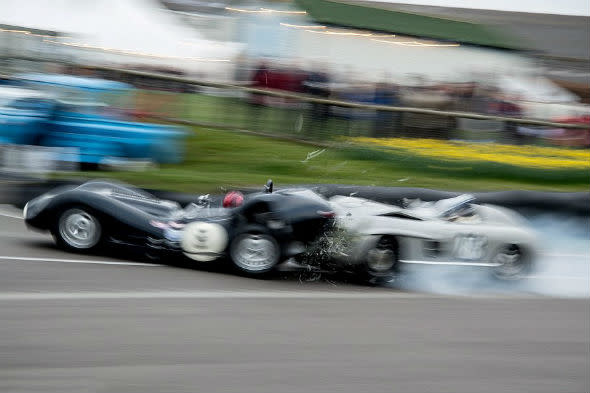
[52,206,103,252]
[362,236,399,285]
[492,244,530,280]
[229,226,281,276]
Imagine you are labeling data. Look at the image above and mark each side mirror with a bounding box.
[264,179,273,193]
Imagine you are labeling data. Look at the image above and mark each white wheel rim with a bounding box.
[58,209,101,249]
[232,234,279,272]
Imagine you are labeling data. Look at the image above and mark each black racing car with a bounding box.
[23,180,336,275]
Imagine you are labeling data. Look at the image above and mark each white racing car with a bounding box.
[325,194,538,282]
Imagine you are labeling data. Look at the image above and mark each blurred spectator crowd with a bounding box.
[56,59,590,146]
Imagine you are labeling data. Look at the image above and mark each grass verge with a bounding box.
[53,127,590,193]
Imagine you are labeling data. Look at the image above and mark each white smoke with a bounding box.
[0,0,243,75]
[388,212,590,298]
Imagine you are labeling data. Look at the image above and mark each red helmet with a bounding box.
[222,191,244,208]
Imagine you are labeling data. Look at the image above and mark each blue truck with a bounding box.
[0,74,186,168]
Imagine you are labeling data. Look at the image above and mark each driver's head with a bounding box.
[222,191,244,208]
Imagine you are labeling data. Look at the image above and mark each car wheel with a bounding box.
[492,244,529,280]
[364,236,399,284]
[54,207,102,251]
[229,230,281,275]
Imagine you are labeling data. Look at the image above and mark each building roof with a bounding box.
[294,0,519,49]
[293,0,589,85]
[353,1,590,60]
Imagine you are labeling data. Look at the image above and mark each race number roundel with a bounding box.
[181,222,229,262]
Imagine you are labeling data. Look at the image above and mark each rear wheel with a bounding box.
[492,244,529,280]
[229,229,281,275]
[54,207,102,252]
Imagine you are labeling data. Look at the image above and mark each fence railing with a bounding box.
[10,62,590,146]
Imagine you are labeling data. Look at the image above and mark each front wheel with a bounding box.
[54,207,102,252]
[363,237,399,284]
[229,231,281,275]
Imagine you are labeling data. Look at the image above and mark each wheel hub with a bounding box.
[233,234,278,271]
[59,209,100,249]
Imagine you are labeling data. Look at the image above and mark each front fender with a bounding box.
[26,189,160,237]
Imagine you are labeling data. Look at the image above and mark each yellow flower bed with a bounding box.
[351,137,590,170]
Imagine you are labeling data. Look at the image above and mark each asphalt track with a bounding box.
[0,207,588,393]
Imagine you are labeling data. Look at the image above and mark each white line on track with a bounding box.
[0,255,162,267]
[525,275,589,280]
[541,252,589,258]
[0,208,23,219]
[0,290,500,301]
[400,259,500,267]
[0,289,584,301]
[0,256,586,281]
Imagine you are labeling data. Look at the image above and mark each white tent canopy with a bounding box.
[0,0,243,77]
[495,75,578,103]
